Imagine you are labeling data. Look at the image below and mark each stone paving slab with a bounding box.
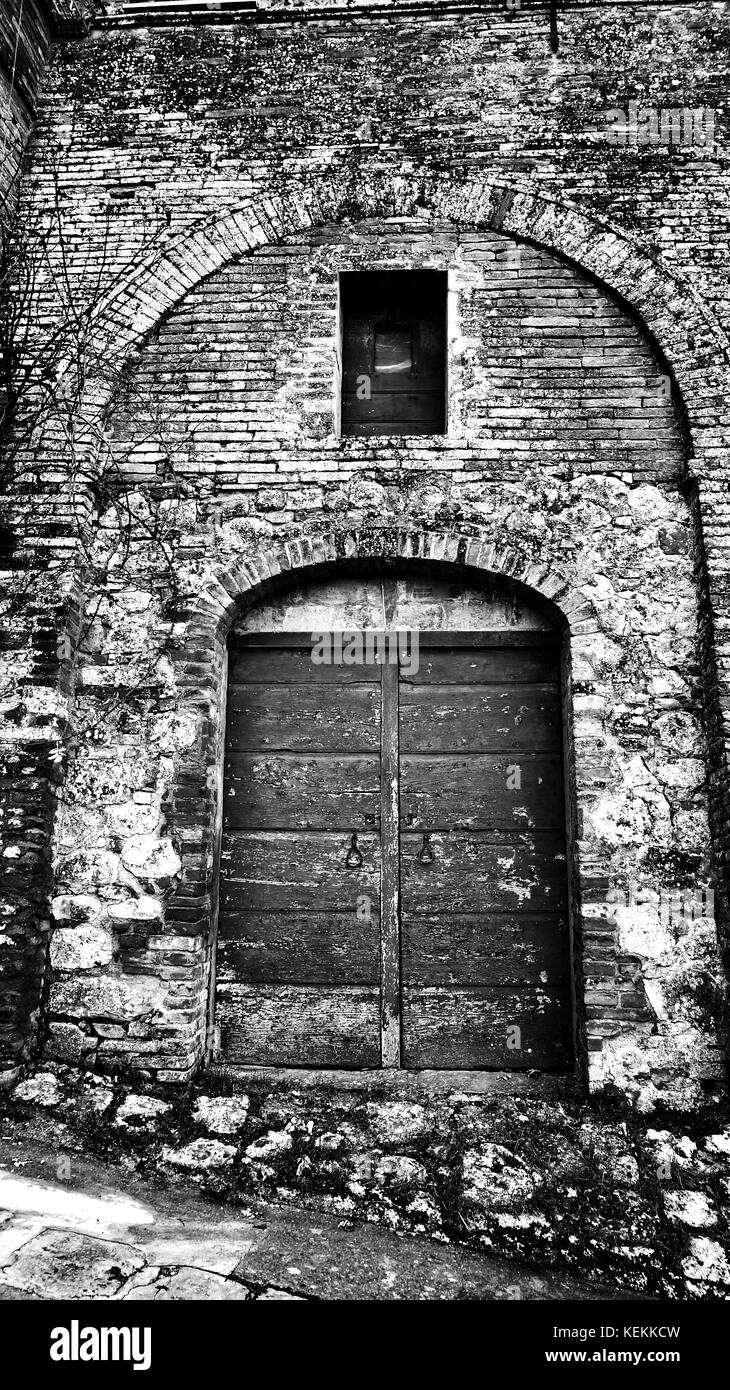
[227,1207,635,1301]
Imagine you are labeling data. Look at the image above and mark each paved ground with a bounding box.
[0,1139,645,1301]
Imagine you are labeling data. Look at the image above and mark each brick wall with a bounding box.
[1,1,729,1100]
[110,225,683,482]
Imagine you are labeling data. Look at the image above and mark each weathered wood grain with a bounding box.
[224,753,381,829]
[401,912,570,986]
[403,647,559,685]
[400,832,568,912]
[401,986,573,1069]
[217,910,380,984]
[226,684,381,751]
[228,647,384,685]
[400,753,564,830]
[220,831,381,910]
[217,984,381,1066]
[380,651,401,1065]
[400,683,561,752]
[402,633,560,648]
[217,628,572,1072]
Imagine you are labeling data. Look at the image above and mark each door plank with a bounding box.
[400,753,564,830]
[401,913,570,987]
[217,984,381,1066]
[228,648,384,685]
[403,648,558,685]
[220,831,381,910]
[404,632,560,648]
[226,684,381,751]
[217,911,380,985]
[401,986,573,1069]
[400,832,568,912]
[224,754,381,829]
[400,684,561,752]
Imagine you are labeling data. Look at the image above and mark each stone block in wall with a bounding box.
[50,924,114,972]
[108,895,163,926]
[51,894,103,926]
[256,488,287,511]
[50,973,165,1023]
[119,836,182,893]
[107,800,161,839]
[46,1022,97,1064]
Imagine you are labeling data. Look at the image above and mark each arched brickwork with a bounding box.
[81,170,730,465]
[13,170,729,1084]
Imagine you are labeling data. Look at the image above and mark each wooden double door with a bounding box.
[216,630,573,1070]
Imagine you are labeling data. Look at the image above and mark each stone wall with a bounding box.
[1,1,729,1096]
[0,0,88,1074]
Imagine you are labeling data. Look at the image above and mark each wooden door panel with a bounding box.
[224,753,381,829]
[217,910,380,985]
[403,647,556,685]
[228,648,383,685]
[401,986,573,1069]
[400,753,564,830]
[401,912,570,987]
[399,631,572,1072]
[221,831,380,910]
[218,626,572,1073]
[217,984,381,1067]
[400,684,561,752]
[400,832,568,913]
[226,684,381,752]
[218,635,382,1068]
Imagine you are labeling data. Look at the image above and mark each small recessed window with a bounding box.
[340,270,447,436]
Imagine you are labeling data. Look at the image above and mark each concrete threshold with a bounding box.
[208,1064,585,1097]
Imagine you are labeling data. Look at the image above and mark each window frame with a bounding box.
[337,269,448,439]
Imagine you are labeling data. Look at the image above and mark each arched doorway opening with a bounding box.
[214,569,575,1073]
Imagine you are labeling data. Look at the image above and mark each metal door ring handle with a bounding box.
[345,832,364,868]
[417,832,435,865]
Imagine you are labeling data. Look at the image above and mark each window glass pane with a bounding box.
[374,326,412,373]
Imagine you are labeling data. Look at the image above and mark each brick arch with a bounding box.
[82,168,730,463]
[188,528,596,637]
[162,525,595,1078]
